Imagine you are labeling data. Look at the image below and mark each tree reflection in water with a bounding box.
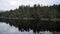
[0,19,60,33]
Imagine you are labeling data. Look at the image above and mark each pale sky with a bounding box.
[0,0,60,10]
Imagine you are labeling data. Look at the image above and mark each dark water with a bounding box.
[0,22,34,34]
[0,22,60,34]
[0,22,52,34]
[0,19,60,34]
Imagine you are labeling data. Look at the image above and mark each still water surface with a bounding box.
[0,22,60,34]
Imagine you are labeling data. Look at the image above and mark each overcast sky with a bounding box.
[0,0,60,10]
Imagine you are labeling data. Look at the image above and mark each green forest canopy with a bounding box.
[0,4,60,18]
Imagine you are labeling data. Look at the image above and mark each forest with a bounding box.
[0,4,60,32]
[0,4,60,19]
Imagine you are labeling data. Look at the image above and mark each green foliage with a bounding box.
[0,4,60,18]
[0,4,60,32]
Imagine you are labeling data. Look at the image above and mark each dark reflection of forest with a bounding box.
[0,18,60,33]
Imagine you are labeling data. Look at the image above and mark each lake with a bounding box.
[0,22,60,34]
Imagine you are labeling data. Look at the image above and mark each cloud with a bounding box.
[0,0,60,10]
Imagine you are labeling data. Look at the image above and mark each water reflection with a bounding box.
[0,22,53,34]
[0,22,60,34]
[0,19,60,34]
[0,22,33,34]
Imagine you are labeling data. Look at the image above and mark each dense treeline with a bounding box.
[0,4,60,33]
[0,4,60,19]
